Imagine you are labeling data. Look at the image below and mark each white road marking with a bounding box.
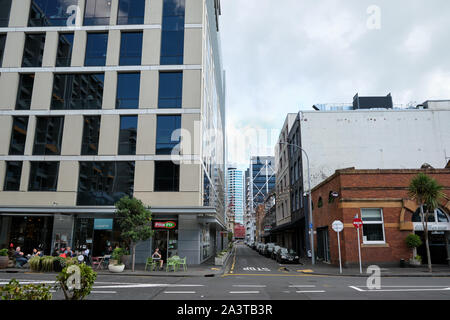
[164,291,197,294]
[289,285,316,288]
[91,291,117,294]
[296,290,326,293]
[232,285,266,288]
[92,284,204,289]
[349,286,450,292]
[229,291,261,294]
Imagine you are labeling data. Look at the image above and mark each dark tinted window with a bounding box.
[0,34,6,66]
[81,116,101,155]
[29,162,59,191]
[4,161,22,191]
[9,117,29,155]
[117,0,145,25]
[22,33,46,67]
[85,33,108,66]
[16,74,35,110]
[56,33,74,67]
[29,0,78,27]
[84,0,111,26]
[158,72,182,108]
[33,117,64,156]
[0,0,12,27]
[119,32,143,66]
[156,115,181,155]
[118,116,137,155]
[116,73,140,109]
[160,0,185,65]
[154,161,179,192]
[77,161,135,206]
[51,73,104,110]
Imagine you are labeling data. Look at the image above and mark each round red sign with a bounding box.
[353,218,363,229]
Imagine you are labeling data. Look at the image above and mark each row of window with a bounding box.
[15,71,183,110]
[3,160,180,203]
[9,115,182,156]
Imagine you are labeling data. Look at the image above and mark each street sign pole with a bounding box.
[354,214,363,274]
[332,220,343,274]
[337,231,342,274]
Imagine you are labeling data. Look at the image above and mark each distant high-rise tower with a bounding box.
[227,167,244,225]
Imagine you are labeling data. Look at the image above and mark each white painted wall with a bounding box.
[299,109,450,188]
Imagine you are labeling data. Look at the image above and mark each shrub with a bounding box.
[0,279,53,300]
[111,248,125,265]
[0,249,8,256]
[40,256,55,272]
[406,234,422,249]
[28,256,41,272]
[56,264,97,300]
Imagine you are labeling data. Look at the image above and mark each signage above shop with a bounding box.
[94,219,113,230]
[153,221,177,229]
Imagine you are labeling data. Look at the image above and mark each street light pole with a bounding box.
[279,142,315,265]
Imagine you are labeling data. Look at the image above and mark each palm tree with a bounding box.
[408,173,445,273]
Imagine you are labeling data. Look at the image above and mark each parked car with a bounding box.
[276,248,300,264]
[263,243,275,257]
[258,243,267,255]
[271,245,281,259]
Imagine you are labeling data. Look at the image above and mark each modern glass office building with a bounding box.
[226,167,244,225]
[0,0,226,265]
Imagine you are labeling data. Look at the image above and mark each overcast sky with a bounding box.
[219,0,450,168]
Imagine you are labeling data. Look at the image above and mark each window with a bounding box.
[22,33,46,67]
[412,206,450,223]
[77,161,135,206]
[156,115,181,155]
[84,0,111,26]
[16,74,35,110]
[116,73,140,109]
[154,161,179,192]
[4,161,22,191]
[117,0,145,25]
[119,32,143,66]
[0,0,12,27]
[51,73,104,110]
[158,72,182,108]
[56,33,74,67]
[29,162,59,192]
[85,33,108,66]
[9,117,29,155]
[160,0,185,65]
[0,34,6,66]
[29,0,78,27]
[361,208,385,243]
[81,116,101,155]
[118,116,138,155]
[33,117,64,156]
[317,197,323,208]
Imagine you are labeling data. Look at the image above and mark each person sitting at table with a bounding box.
[152,248,164,270]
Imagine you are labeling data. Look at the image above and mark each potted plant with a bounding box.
[0,249,8,269]
[405,233,423,267]
[108,248,125,273]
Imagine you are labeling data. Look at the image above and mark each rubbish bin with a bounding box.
[400,259,405,268]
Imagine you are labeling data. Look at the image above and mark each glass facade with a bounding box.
[51,73,104,110]
[117,0,145,25]
[85,33,108,66]
[4,161,22,191]
[81,116,101,155]
[22,33,46,68]
[77,161,135,206]
[56,33,74,67]
[16,74,35,110]
[118,116,138,155]
[160,0,185,65]
[84,0,111,26]
[29,161,60,192]
[119,32,143,66]
[33,117,65,156]
[0,0,12,27]
[116,73,140,109]
[156,115,181,155]
[9,116,29,156]
[29,0,78,27]
[158,72,183,108]
[0,34,6,66]
[154,161,179,192]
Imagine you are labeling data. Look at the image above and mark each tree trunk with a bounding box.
[132,242,136,272]
[421,205,432,273]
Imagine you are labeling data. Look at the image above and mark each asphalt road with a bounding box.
[1,244,450,301]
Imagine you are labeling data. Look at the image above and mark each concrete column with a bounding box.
[2,32,25,68]
[30,72,53,110]
[182,70,201,109]
[0,161,5,190]
[185,0,203,24]
[181,113,201,155]
[102,71,117,110]
[71,30,87,67]
[8,0,31,27]
[146,0,163,24]
[0,73,19,110]
[134,161,154,192]
[24,116,36,156]
[136,114,156,155]
[180,163,201,193]
[61,115,83,156]
[20,161,30,192]
[98,115,120,155]
[106,29,120,66]
[0,116,12,156]
[109,0,119,26]
[57,161,79,192]
[139,70,158,109]
[141,29,161,66]
[183,28,202,65]
[42,31,59,67]
[178,215,201,265]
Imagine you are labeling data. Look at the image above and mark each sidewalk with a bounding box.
[293,258,450,277]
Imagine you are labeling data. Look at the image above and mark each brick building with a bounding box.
[311,168,450,267]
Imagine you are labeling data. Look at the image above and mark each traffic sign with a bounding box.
[332,220,344,233]
[353,218,363,229]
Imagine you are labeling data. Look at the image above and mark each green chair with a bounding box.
[177,257,187,272]
[166,257,177,272]
[145,257,157,271]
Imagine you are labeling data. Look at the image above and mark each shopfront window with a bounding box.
[361,208,385,243]
[152,220,178,261]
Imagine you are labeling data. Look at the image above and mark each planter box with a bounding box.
[0,256,8,269]
[108,264,125,273]
[409,260,422,267]
[215,251,231,266]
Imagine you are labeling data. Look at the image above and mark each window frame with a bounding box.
[361,208,386,244]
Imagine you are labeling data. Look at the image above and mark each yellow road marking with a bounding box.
[297,269,315,273]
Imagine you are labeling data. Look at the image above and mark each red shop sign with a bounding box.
[153,221,177,229]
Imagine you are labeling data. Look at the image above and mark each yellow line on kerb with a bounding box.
[230,246,237,274]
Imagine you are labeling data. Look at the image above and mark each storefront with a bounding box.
[152,220,178,262]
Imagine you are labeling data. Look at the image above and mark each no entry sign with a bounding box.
[353,218,363,229]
